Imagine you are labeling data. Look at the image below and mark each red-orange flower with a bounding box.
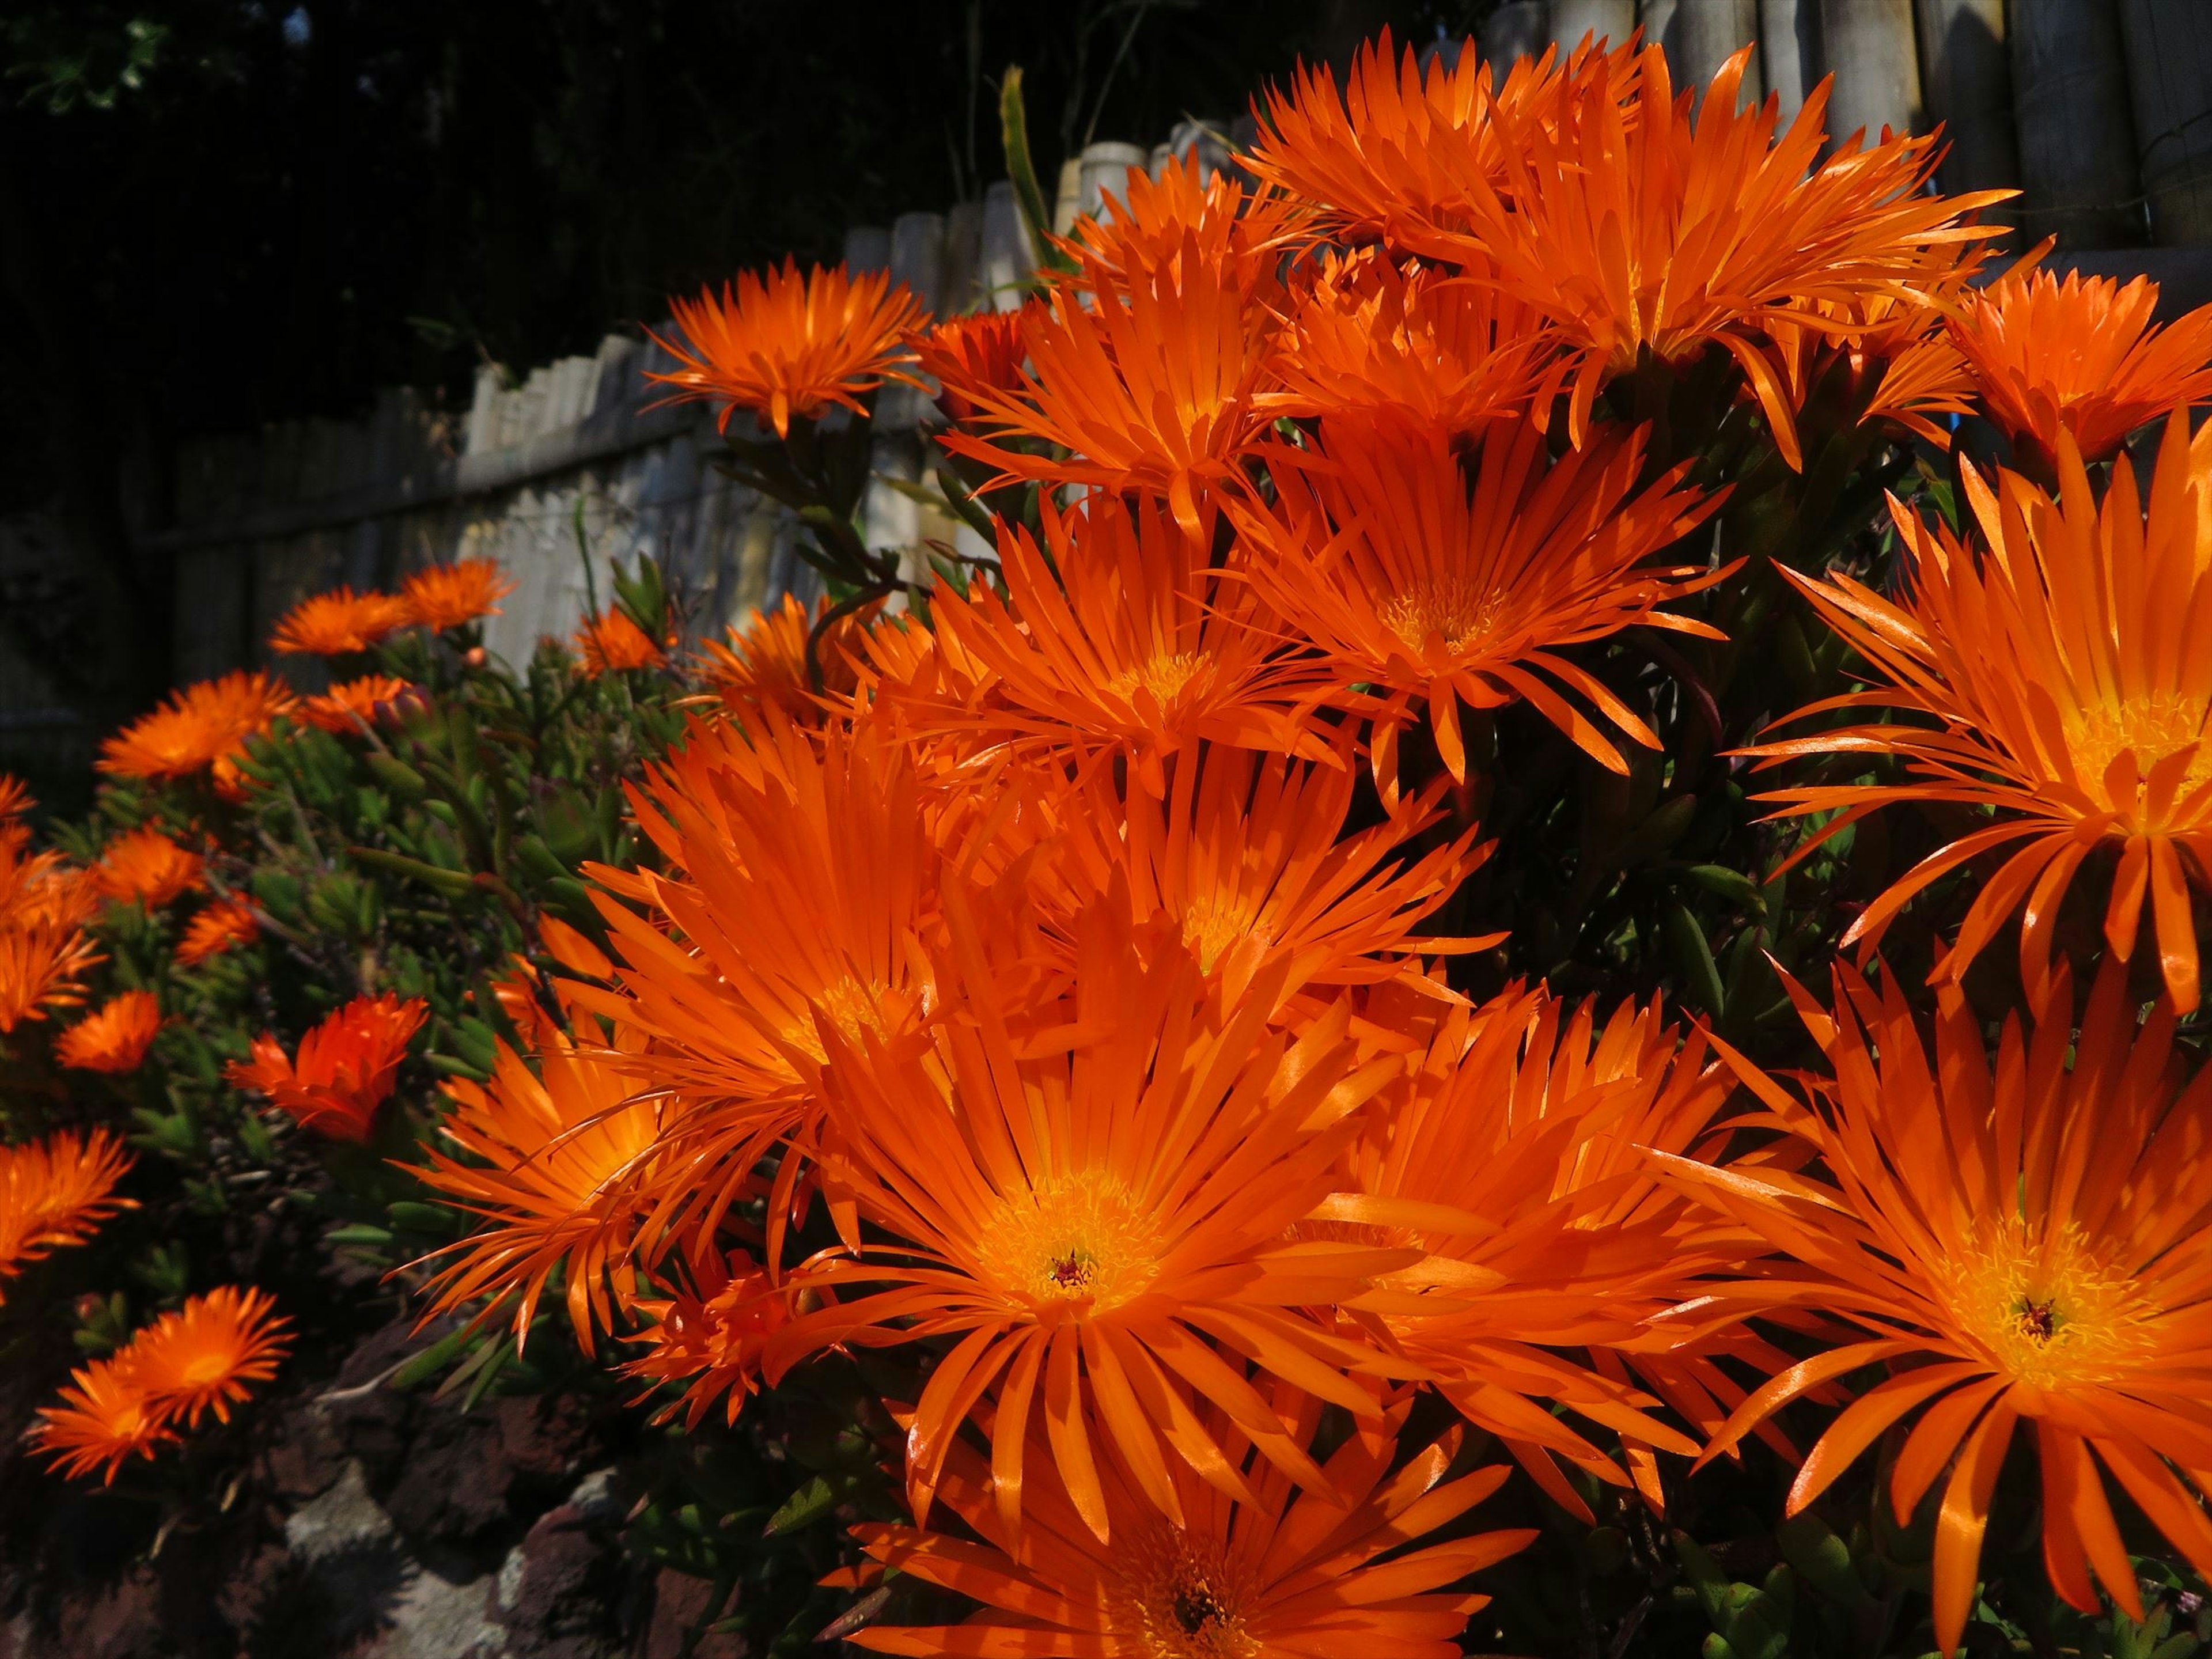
[1746,414,2212,1009]
[622,1247,790,1427]
[1233,413,1719,782]
[0,921,101,1031]
[124,1285,291,1426]
[0,773,29,821]
[1062,149,1312,296]
[696,593,874,726]
[55,990,163,1073]
[96,671,295,790]
[93,826,204,908]
[177,897,261,965]
[574,609,667,676]
[851,1385,1533,1658]
[270,586,413,656]
[226,993,430,1141]
[910,309,1029,426]
[648,260,924,438]
[31,1353,176,1484]
[297,675,422,733]
[399,558,513,632]
[0,1128,135,1293]
[1949,266,2212,472]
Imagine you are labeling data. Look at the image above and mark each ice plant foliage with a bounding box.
[13,26,2212,1659]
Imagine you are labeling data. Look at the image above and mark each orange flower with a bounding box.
[1414,46,2007,459]
[621,1247,789,1427]
[270,585,412,656]
[908,500,1329,796]
[696,593,874,726]
[1260,251,1559,435]
[96,671,294,790]
[398,557,513,632]
[850,1385,1534,1658]
[938,241,1274,537]
[1061,149,1312,296]
[177,897,261,965]
[31,1353,176,1484]
[416,1022,669,1354]
[764,921,1419,1541]
[1233,413,1719,782]
[124,1285,290,1427]
[55,990,163,1073]
[0,772,30,821]
[647,260,924,438]
[1677,961,2212,1657]
[226,993,430,1141]
[1949,266,2212,472]
[1747,414,2212,1009]
[0,920,101,1032]
[574,608,667,676]
[0,1128,135,1291]
[93,826,204,909]
[910,309,1029,425]
[297,675,422,733]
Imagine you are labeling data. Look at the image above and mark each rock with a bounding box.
[639,1571,744,1659]
[492,1503,627,1659]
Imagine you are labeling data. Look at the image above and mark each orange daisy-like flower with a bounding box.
[297,675,422,734]
[1233,413,1719,783]
[574,608,668,676]
[1948,267,2212,473]
[647,260,925,438]
[96,671,295,790]
[177,897,261,965]
[1747,414,2212,1009]
[93,825,204,909]
[270,585,413,656]
[0,919,101,1032]
[911,309,1029,426]
[0,772,30,821]
[31,1353,176,1484]
[622,1247,790,1428]
[124,1285,291,1427]
[851,1384,1535,1659]
[908,499,1328,796]
[55,990,163,1074]
[939,238,1274,537]
[0,1128,135,1291]
[1418,46,2007,458]
[1260,251,1559,435]
[696,593,874,726]
[1676,961,2212,1658]
[416,1022,670,1354]
[1062,149,1312,296]
[765,920,1418,1541]
[398,557,513,632]
[226,993,430,1142]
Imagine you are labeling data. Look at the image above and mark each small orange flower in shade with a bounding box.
[646,260,925,438]
[31,1354,175,1484]
[0,772,30,820]
[1259,251,1560,435]
[96,671,295,789]
[1746,414,2212,1010]
[177,897,261,965]
[416,1024,670,1355]
[696,593,874,725]
[297,675,422,734]
[93,826,204,909]
[0,1128,135,1292]
[938,241,1274,537]
[1948,266,2212,474]
[1233,413,1719,785]
[1415,47,2008,458]
[270,585,412,656]
[621,1247,790,1427]
[226,993,430,1142]
[1673,961,2212,1658]
[398,557,513,632]
[125,1286,290,1426]
[55,990,163,1073]
[763,921,1420,1543]
[574,608,667,676]
[849,1385,1535,1659]
[906,499,1330,797]
[1338,984,1744,1518]
[910,309,1029,425]
[0,921,102,1032]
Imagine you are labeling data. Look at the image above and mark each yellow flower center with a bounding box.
[1378,575,1502,656]
[1116,1527,1259,1659]
[974,1171,1162,1315]
[1180,895,1267,975]
[1105,651,1206,710]
[777,975,889,1065]
[2064,692,2212,805]
[1937,1220,2155,1393]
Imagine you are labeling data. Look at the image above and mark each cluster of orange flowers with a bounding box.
[393,32,2212,1657]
